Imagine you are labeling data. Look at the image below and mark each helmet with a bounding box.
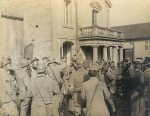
[43,56,48,60]
[2,55,11,61]
[36,63,46,73]
[76,59,86,68]
[31,57,39,63]
[21,59,30,68]
[89,65,99,71]
[72,55,77,62]
[1,59,11,68]
[48,57,56,64]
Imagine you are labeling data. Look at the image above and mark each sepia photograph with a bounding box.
[0,0,150,116]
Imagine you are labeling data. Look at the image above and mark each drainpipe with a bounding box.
[130,38,135,61]
[74,0,78,54]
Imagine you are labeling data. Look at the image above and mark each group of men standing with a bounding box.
[0,54,150,116]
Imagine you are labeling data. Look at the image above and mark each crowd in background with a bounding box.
[0,54,150,116]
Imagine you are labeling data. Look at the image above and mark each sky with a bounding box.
[110,0,150,27]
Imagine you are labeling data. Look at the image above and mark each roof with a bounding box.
[111,22,150,40]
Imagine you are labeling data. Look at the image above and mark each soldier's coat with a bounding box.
[70,67,90,115]
[30,74,59,116]
[0,69,18,116]
[81,77,110,116]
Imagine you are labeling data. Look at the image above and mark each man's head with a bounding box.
[111,61,115,70]
[21,59,30,71]
[36,63,47,74]
[88,65,99,77]
[117,61,122,67]
[31,57,39,69]
[1,58,12,70]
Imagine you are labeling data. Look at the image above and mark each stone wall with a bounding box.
[1,17,24,69]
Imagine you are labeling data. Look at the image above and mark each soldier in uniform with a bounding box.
[30,63,59,116]
[81,65,115,116]
[47,57,62,116]
[30,57,39,79]
[105,61,117,94]
[143,63,150,116]
[16,59,32,116]
[70,59,90,116]
[0,58,19,116]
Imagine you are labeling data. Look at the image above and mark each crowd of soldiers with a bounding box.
[0,54,150,116]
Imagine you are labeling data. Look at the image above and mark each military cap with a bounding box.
[21,59,30,68]
[89,65,99,71]
[1,59,11,68]
[31,57,39,63]
[36,63,46,73]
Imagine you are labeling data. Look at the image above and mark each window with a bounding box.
[92,10,98,25]
[65,1,71,26]
[145,40,150,50]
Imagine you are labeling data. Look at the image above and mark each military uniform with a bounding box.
[105,68,117,94]
[30,73,59,116]
[81,77,110,116]
[0,69,19,116]
[143,68,150,115]
[47,63,65,116]
[71,67,90,116]
[16,69,32,116]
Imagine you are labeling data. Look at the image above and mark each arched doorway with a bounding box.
[60,41,74,65]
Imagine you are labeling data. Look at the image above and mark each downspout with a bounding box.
[74,0,78,53]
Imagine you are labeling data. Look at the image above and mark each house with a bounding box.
[1,0,124,68]
[111,22,150,62]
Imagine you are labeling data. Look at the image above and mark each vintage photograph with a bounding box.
[0,0,150,116]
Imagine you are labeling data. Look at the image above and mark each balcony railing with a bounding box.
[80,25,124,39]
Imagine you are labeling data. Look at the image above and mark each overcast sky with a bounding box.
[110,0,150,27]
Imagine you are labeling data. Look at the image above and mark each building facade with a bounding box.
[1,0,124,68]
[112,22,150,62]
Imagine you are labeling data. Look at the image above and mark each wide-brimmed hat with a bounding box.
[21,59,30,68]
[36,63,47,73]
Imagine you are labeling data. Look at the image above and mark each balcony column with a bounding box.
[112,46,118,66]
[92,45,99,64]
[119,46,123,61]
[109,46,113,61]
[103,46,108,61]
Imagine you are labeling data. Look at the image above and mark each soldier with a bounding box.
[70,59,90,116]
[105,61,117,94]
[81,65,115,116]
[47,57,62,116]
[16,59,32,116]
[143,63,150,116]
[30,63,59,116]
[0,58,19,116]
[60,56,77,115]
[30,57,39,79]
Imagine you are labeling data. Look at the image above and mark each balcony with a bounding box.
[79,25,124,40]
